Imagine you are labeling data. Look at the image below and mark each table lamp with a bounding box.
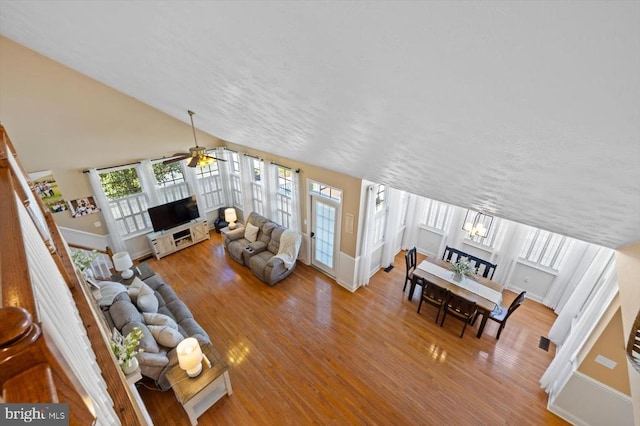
[113,251,134,279]
[177,337,203,377]
[224,208,238,230]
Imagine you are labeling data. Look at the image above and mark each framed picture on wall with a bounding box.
[68,196,101,218]
[28,170,68,213]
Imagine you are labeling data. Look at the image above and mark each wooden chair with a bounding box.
[417,283,449,323]
[403,247,418,292]
[442,245,498,280]
[480,291,526,339]
[440,294,478,338]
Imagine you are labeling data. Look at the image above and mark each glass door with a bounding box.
[310,195,339,276]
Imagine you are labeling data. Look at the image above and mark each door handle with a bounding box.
[310,232,315,239]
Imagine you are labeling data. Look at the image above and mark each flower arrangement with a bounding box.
[451,259,474,277]
[110,327,144,366]
[71,249,99,271]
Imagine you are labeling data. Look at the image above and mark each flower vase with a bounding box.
[83,268,94,281]
[453,272,463,282]
[121,356,139,375]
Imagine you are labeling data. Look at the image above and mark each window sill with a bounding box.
[461,240,493,255]
[515,259,559,276]
[417,224,445,236]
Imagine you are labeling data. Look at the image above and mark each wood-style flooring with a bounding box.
[137,233,568,425]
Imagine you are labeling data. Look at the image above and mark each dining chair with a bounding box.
[417,282,449,323]
[481,291,526,339]
[403,247,418,292]
[440,293,478,338]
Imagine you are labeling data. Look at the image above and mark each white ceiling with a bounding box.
[1,1,639,248]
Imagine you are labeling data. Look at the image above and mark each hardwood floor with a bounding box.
[137,233,568,425]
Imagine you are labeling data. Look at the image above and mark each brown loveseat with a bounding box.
[223,212,300,285]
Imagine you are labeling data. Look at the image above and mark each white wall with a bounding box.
[551,372,634,426]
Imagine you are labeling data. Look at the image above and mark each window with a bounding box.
[374,185,385,212]
[228,151,243,208]
[310,182,342,202]
[420,198,452,231]
[99,166,151,237]
[373,185,386,243]
[519,227,572,271]
[152,162,189,203]
[196,160,223,210]
[248,157,264,215]
[275,165,293,227]
[277,165,292,194]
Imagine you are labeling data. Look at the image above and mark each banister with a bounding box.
[0,125,147,425]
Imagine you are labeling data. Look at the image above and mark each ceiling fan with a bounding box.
[163,110,226,167]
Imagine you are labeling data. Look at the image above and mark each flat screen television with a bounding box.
[148,196,200,232]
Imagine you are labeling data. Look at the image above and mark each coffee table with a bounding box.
[166,343,232,425]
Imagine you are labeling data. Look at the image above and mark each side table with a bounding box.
[110,261,155,284]
[166,343,233,425]
[220,224,244,237]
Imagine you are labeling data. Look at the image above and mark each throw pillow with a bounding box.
[127,277,145,302]
[136,282,158,313]
[147,325,185,348]
[143,312,178,330]
[244,222,259,243]
[97,282,128,307]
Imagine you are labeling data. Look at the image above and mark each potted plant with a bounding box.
[111,327,144,374]
[450,259,473,282]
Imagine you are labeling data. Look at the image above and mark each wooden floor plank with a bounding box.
[137,233,567,425]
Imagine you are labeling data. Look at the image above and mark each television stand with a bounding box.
[147,219,209,259]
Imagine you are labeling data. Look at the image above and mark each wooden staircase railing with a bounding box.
[0,124,146,424]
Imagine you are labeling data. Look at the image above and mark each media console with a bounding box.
[147,219,209,259]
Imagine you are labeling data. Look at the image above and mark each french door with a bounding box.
[310,195,340,277]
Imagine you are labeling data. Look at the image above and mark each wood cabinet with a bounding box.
[147,220,210,259]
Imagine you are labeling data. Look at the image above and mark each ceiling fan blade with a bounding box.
[203,154,227,162]
[187,156,199,168]
[163,155,189,165]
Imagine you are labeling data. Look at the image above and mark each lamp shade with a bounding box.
[461,210,493,239]
[224,208,237,224]
[112,251,134,279]
[225,208,238,229]
[177,337,203,377]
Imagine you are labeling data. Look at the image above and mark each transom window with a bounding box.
[310,182,342,202]
[519,227,572,271]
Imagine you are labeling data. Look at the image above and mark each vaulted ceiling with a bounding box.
[1,1,638,248]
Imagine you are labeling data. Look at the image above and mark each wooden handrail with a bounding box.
[0,125,146,424]
[68,243,110,255]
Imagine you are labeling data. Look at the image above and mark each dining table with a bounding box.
[409,256,505,338]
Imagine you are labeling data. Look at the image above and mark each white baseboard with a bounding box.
[505,284,545,304]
